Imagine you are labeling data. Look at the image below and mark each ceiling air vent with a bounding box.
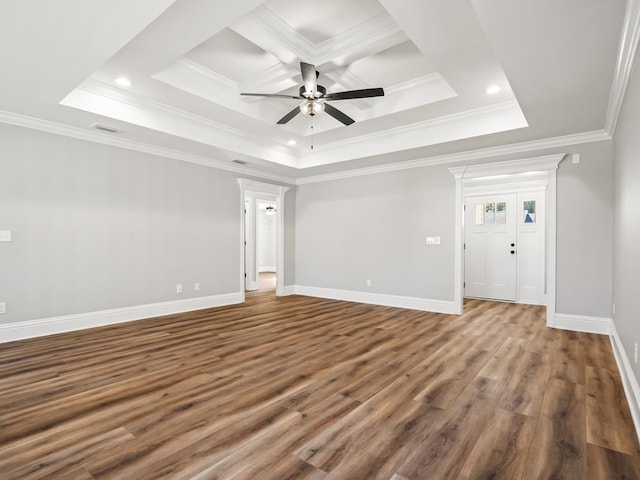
[232,159,248,165]
[91,123,123,134]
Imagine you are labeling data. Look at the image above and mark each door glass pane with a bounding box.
[496,202,506,224]
[485,202,495,224]
[523,200,536,223]
[475,204,484,225]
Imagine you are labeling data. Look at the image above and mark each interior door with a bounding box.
[465,194,517,301]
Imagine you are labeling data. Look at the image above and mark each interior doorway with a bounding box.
[237,179,290,300]
[245,196,278,293]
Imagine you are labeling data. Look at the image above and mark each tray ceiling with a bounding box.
[0,0,628,180]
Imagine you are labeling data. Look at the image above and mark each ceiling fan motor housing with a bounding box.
[300,84,326,99]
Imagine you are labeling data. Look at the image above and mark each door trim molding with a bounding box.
[237,179,290,298]
[449,154,566,324]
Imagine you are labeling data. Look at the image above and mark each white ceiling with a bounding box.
[0,0,630,182]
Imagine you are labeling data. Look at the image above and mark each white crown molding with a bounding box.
[231,6,315,64]
[0,109,297,185]
[312,101,524,152]
[312,14,407,67]
[0,292,243,344]
[232,7,406,70]
[158,56,456,140]
[610,320,640,444]
[78,78,251,142]
[298,101,528,169]
[173,57,238,91]
[292,285,458,314]
[606,0,640,135]
[238,62,299,96]
[62,79,300,168]
[459,153,565,180]
[1,106,611,189]
[295,130,610,184]
[152,59,291,129]
[386,73,450,96]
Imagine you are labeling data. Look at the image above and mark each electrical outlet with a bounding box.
[176,283,183,294]
[0,302,5,314]
[194,282,200,292]
[366,279,372,287]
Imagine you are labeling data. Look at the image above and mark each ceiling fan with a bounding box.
[241,61,384,126]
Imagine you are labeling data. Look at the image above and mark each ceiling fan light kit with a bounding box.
[241,61,384,126]
[299,100,325,116]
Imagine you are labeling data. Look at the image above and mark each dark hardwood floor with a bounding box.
[0,287,639,479]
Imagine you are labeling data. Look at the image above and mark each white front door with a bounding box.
[465,194,518,301]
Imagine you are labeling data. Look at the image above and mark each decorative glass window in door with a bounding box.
[496,202,506,224]
[485,202,495,223]
[523,200,536,223]
[475,201,508,225]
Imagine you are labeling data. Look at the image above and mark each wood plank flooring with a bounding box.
[1,289,639,479]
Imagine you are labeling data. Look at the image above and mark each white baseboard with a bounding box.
[280,285,296,296]
[291,285,458,314]
[552,313,612,334]
[0,292,243,344]
[610,321,640,444]
[258,266,276,273]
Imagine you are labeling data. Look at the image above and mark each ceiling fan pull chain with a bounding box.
[311,124,314,150]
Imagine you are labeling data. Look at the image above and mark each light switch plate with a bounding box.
[0,303,6,314]
[426,236,441,245]
[0,231,11,242]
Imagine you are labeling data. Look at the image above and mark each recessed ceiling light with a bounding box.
[287,139,297,146]
[486,85,501,95]
[115,77,132,87]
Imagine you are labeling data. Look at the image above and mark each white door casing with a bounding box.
[237,179,290,299]
[449,153,565,325]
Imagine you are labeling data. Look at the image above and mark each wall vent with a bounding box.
[91,123,123,134]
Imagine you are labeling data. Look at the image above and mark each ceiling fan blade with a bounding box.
[324,88,385,101]
[277,106,301,124]
[300,62,318,96]
[241,93,302,99]
[324,103,355,126]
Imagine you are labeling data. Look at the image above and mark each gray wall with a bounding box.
[0,123,248,324]
[613,49,640,382]
[295,166,456,300]
[0,118,616,327]
[294,142,614,316]
[556,141,614,317]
